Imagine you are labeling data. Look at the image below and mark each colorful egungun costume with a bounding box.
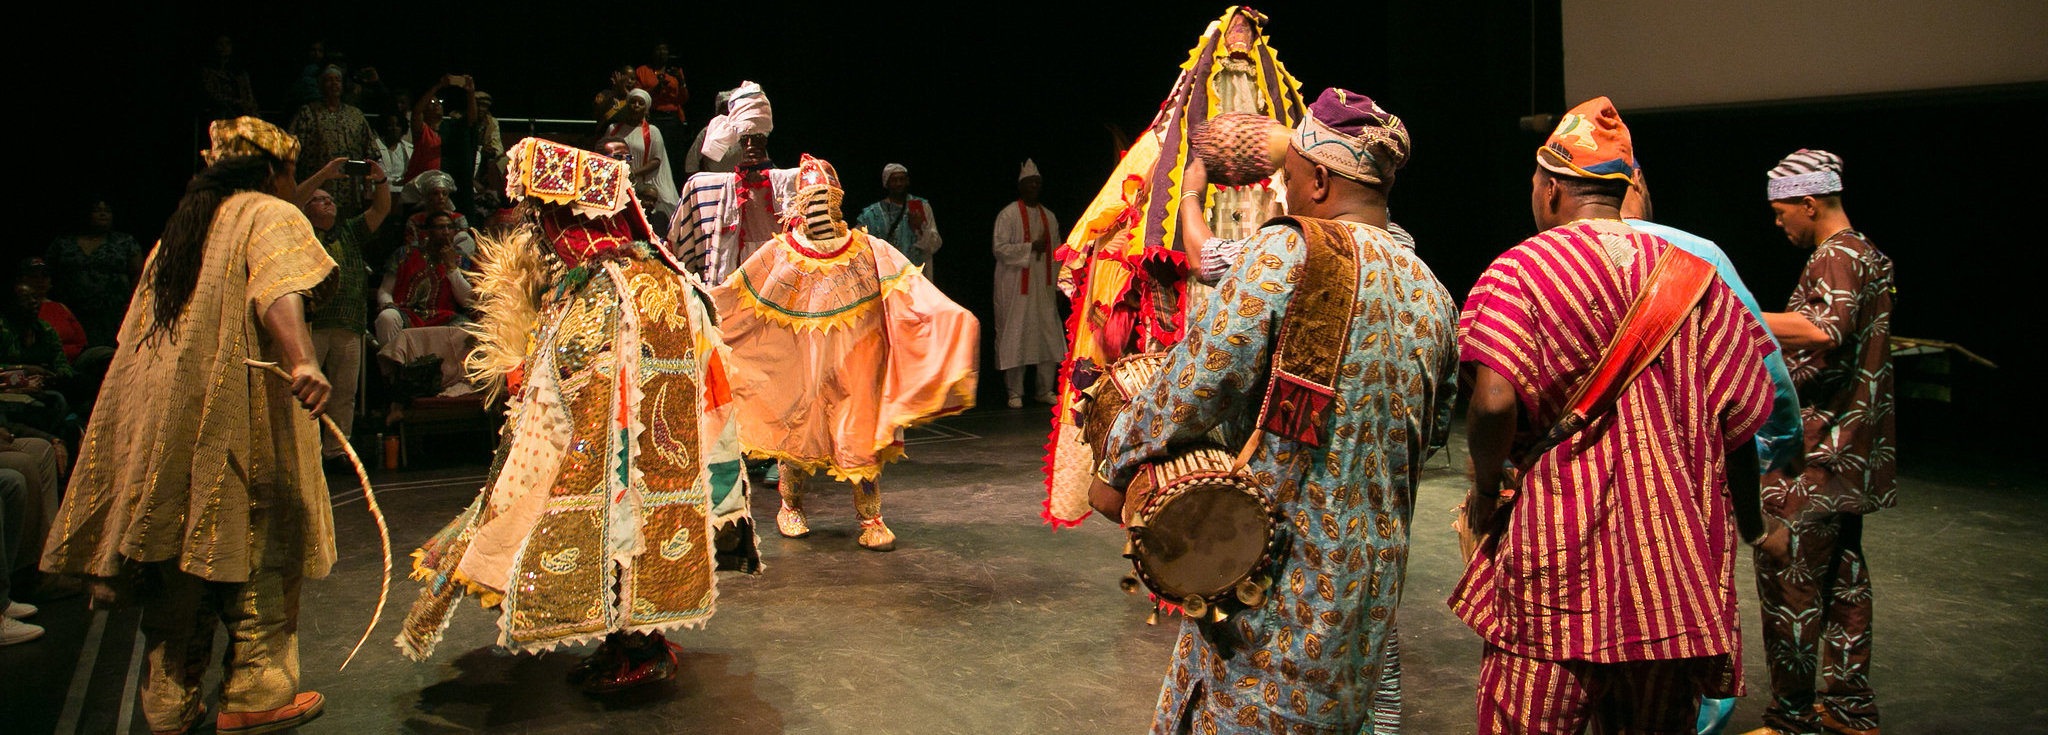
[399,138,756,691]
[1044,6,1307,526]
[711,155,978,551]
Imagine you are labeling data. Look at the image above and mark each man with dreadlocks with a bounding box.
[398,137,757,694]
[712,154,978,552]
[42,117,337,735]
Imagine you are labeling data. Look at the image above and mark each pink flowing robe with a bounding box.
[712,231,978,481]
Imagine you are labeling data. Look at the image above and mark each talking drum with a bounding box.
[1079,353,1280,621]
[1120,447,1279,620]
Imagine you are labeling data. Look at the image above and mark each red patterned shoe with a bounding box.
[217,692,323,734]
[581,635,680,694]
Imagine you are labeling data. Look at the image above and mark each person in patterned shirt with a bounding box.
[1453,97,1783,734]
[1092,89,1457,735]
[1746,150,1895,735]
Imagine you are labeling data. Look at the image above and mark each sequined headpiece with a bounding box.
[505,137,660,265]
[786,154,848,240]
[204,116,300,165]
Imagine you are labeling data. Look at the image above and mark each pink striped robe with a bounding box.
[1449,221,1776,687]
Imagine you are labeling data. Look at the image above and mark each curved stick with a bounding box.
[244,359,391,671]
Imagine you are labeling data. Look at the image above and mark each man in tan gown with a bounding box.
[41,117,337,735]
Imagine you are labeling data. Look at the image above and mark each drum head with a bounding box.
[1134,485,1272,600]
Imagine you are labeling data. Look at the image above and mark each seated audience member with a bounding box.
[0,257,74,442]
[17,259,111,420]
[1,468,42,645]
[375,210,475,347]
[404,170,475,255]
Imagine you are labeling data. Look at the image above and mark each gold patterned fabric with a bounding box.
[42,192,338,583]
[205,116,301,164]
[400,248,753,658]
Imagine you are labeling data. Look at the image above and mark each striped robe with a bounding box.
[1449,220,1776,685]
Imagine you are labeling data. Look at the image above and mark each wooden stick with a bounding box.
[245,359,390,671]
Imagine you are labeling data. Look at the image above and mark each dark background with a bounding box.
[31,1,2045,461]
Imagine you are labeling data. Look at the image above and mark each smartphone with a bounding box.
[343,160,371,176]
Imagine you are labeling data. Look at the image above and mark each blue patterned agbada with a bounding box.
[1101,221,1458,735]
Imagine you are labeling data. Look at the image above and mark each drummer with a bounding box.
[1088,89,1458,735]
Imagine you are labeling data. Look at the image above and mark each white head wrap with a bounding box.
[1018,158,1041,182]
[700,81,773,164]
[882,163,908,186]
[626,88,652,108]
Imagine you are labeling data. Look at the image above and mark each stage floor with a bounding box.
[6,406,2043,734]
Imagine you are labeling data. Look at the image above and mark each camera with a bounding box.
[343,160,372,176]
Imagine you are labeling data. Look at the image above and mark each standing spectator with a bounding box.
[373,111,413,188]
[605,90,679,222]
[404,171,474,255]
[198,35,258,119]
[344,64,393,115]
[287,39,327,110]
[294,158,391,466]
[375,210,474,347]
[45,198,145,348]
[856,163,943,270]
[474,91,506,177]
[592,65,638,131]
[989,160,1062,408]
[288,66,377,219]
[404,75,477,184]
[634,44,687,178]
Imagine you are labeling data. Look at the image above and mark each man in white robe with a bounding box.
[991,159,1064,408]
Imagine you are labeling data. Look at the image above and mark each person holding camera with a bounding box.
[294,157,390,468]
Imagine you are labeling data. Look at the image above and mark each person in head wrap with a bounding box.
[1450,97,1782,734]
[399,136,757,693]
[1088,88,1458,735]
[1745,149,1894,735]
[710,154,979,552]
[855,163,944,271]
[402,169,475,254]
[604,88,680,219]
[668,81,795,282]
[41,117,338,735]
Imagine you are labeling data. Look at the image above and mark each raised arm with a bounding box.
[364,161,393,231]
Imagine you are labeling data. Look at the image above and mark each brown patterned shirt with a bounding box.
[1768,230,1896,520]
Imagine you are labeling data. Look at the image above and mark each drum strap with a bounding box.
[1498,242,1718,498]
[1237,216,1368,467]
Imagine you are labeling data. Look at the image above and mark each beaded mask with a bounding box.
[504,137,660,266]
[785,154,848,241]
